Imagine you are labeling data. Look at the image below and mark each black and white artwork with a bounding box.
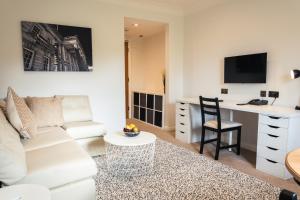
[21,21,93,71]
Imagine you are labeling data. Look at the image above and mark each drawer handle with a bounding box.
[268,116,280,120]
[180,108,185,111]
[267,146,278,151]
[180,103,185,105]
[180,123,185,125]
[267,134,279,138]
[180,114,185,117]
[180,131,185,134]
[268,125,279,129]
[266,159,278,164]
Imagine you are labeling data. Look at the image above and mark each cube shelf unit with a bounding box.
[132,92,164,128]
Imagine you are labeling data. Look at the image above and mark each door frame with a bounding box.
[124,41,129,119]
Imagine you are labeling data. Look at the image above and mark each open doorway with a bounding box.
[124,17,167,128]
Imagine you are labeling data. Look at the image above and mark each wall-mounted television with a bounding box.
[224,53,267,83]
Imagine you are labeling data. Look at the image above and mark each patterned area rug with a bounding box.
[93,139,280,200]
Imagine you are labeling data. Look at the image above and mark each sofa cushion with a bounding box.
[6,87,37,138]
[0,99,6,113]
[17,141,97,189]
[0,109,27,185]
[22,127,73,152]
[58,95,93,123]
[62,121,106,139]
[26,97,64,128]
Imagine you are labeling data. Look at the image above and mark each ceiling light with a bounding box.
[133,23,139,27]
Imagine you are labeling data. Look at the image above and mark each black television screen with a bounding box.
[224,53,267,83]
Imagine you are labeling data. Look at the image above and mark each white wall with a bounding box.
[0,0,183,132]
[184,0,300,107]
[129,31,165,95]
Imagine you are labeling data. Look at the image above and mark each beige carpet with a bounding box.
[127,118,300,195]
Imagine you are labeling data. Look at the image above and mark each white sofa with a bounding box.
[59,95,106,156]
[19,127,97,200]
[0,95,106,200]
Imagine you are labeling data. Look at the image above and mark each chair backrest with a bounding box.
[199,96,221,130]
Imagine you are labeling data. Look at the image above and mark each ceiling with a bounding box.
[125,17,166,41]
[99,0,231,15]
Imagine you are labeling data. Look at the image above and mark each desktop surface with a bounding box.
[177,97,300,118]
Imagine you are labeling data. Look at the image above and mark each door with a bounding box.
[124,41,129,118]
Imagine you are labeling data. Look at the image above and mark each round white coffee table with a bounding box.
[0,184,51,200]
[104,131,156,177]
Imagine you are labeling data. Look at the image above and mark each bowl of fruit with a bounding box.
[123,123,140,137]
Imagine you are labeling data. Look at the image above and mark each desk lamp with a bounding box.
[291,69,300,110]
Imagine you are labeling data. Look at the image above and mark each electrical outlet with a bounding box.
[269,91,279,98]
[221,88,228,94]
[260,91,266,97]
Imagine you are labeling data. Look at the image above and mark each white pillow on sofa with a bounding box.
[26,96,64,128]
[0,109,27,185]
[0,99,5,113]
[58,95,93,123]
[6,87,37,139]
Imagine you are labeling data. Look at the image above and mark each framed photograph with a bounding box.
[21,21,93,71]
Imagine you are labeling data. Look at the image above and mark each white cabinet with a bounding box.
[175,102,191,143]
[256,114,300,179]
[175,101,202,143]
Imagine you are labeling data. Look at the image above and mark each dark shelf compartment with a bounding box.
[139,107,146,122]
[133,106,139,119]
[154,111,162,127]
[147,109,154,124]
[133,92,139,106]
[132,92,163,128]
[140,93,146,108]
[155,95,163,111]
[147,94,154,109]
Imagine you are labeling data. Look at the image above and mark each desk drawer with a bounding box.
[257,145,286,164]
[176,106,189,116]
[176,130,188,143]
[256,156,286,179]
[259,124,288,137]
[259,114,289,128]
[176,102,189,110]
[176,122,190,132]
[176,127,190,143]
[258,133,287,151]
[176,121,190,128]
[176,113,190,124]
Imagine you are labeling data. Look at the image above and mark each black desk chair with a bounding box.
[199,96,242,160]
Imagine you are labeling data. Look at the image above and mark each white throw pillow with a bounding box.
[58,95,93,123]
[0,99,5,113]
[26,96,64,128]
[6,87,37,139]
[0,109,27,185]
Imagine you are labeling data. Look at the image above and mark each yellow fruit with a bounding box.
[126,125,131,129]
[129,123,136,128]
[133,127,139,132]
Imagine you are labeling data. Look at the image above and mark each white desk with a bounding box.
[175,97,300,179]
